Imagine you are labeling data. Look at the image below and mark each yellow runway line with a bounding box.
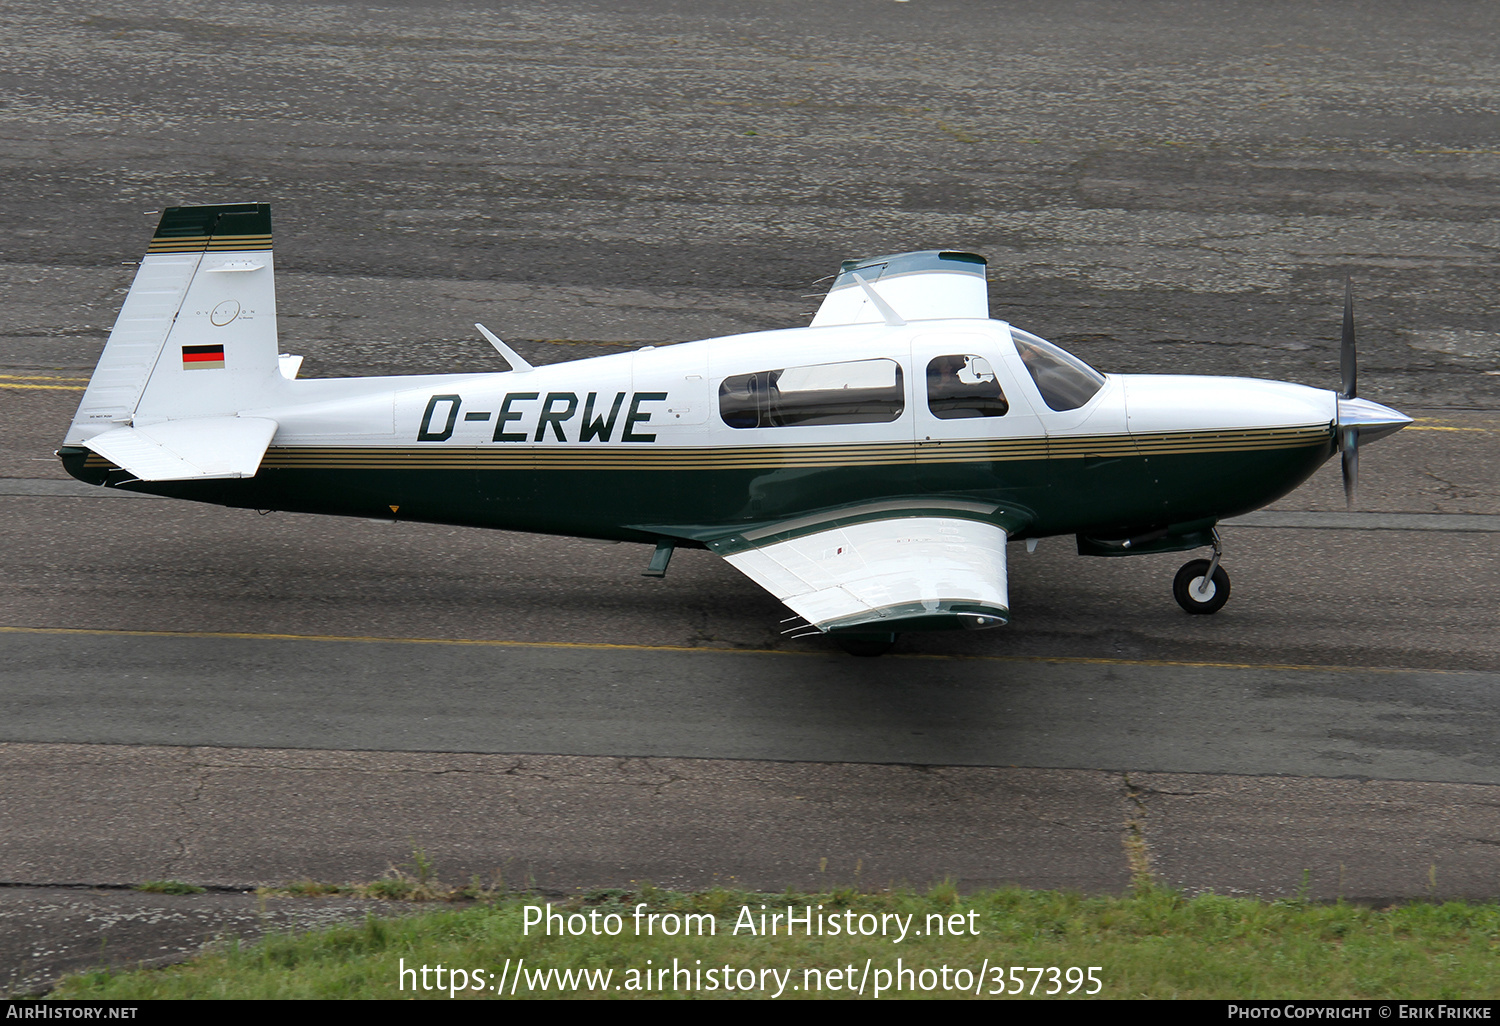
[0,382,86,391]
[0,624,1458,676]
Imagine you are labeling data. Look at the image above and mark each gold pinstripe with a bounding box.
[1055,426,1329,457]
[82,424,1320,471]
[146,234,274,253]
[83,426,1329,472]
[82,426,1332,474]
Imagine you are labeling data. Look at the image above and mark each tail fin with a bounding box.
[66,203,286,443]
[63,203,288,480]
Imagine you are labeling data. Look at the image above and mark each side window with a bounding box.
[926,354,1008,419]
[719,358,905,428]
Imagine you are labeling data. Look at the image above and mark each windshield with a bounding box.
[1010,329,1106,411]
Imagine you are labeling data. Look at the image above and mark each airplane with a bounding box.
[58,203,1412,656]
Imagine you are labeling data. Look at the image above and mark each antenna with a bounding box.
[475,323,534,373]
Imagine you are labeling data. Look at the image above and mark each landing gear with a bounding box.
[834,633,898,657]
[1173,560,1230,614]
[1173,529,1230,614]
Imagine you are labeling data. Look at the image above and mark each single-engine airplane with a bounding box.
[60,203,1411,655]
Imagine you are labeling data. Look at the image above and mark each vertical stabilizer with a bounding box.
[65,203,286,445]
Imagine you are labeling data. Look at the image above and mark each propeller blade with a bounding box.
[1341,277,1356,399]
[1341,427,1359,509]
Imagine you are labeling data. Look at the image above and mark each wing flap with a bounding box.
[83,416,278,481]
[722,515,1010,632]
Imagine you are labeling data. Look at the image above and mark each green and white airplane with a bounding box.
[60,203,1410,656]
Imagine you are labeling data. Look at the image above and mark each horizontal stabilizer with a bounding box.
[83,417,278,481]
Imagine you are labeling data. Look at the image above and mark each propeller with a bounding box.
[1330,280,1412,510]
[1339,278,1358,509]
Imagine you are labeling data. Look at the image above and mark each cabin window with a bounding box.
[719,358,905,428]
[1011,329,1105,411]
[926,354,1009,419]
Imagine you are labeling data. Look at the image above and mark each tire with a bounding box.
[1173,559,1230,615]
[834,633,898,657]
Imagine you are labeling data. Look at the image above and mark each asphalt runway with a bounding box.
[2,0,1499,995]
[5,622,1500,783]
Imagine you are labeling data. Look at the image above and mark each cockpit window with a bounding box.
[719,358,905,428]
[926,355,1009,419]
[1010,329,1105,411]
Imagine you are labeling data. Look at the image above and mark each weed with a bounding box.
[364,877,415,901]
[346,847,463,902]
[927,878,960,907]
[282,879,345,898]
[133,880,205,895]
[409,846,435,885]
[459,873,506,903]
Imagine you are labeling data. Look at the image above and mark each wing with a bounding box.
[705,504,1011,634]
[810,250,988,327]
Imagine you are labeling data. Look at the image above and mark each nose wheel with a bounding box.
[1172,529,1230,614]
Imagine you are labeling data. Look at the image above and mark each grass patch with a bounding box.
[133,880,206,895]
[48,884,1500,999]
[262,849,503,903]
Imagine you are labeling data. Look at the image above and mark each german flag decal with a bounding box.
[182,344,225,370]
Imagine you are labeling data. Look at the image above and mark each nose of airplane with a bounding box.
[1336,396,1412,445]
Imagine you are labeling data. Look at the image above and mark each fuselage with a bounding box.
[63,318,1339,545]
